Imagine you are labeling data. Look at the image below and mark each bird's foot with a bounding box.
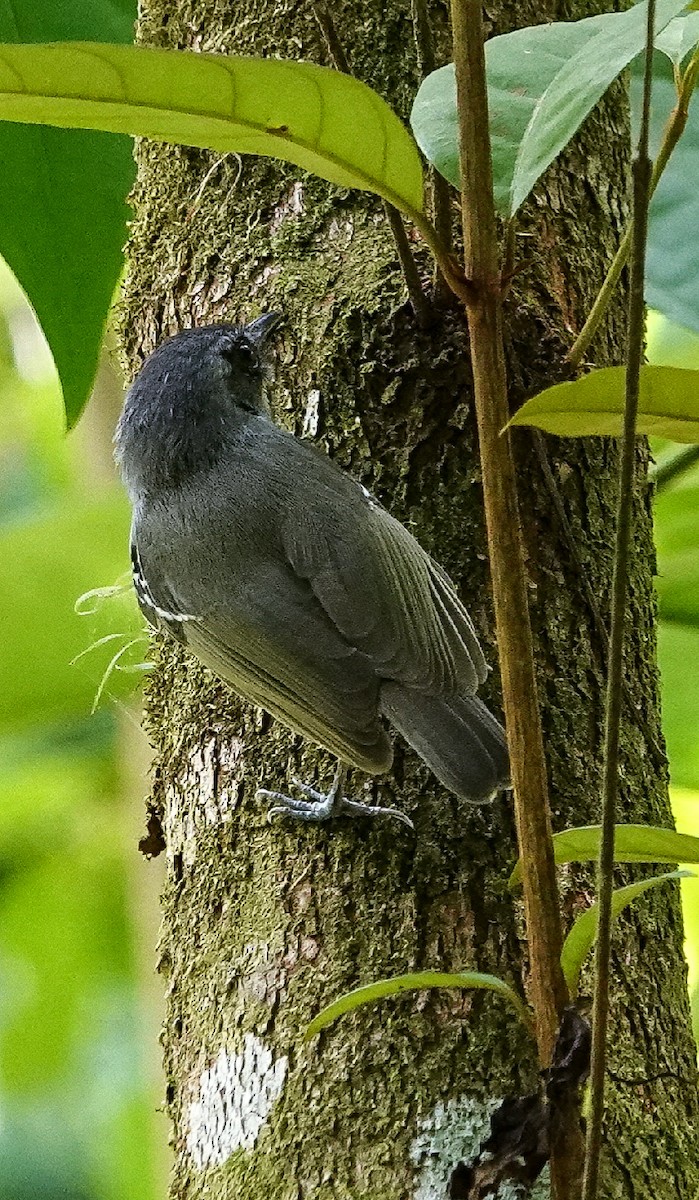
[257,764,413,828]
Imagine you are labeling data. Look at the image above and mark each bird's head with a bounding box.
[115,314,282,497]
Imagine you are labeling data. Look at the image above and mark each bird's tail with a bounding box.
[379,684,510,803]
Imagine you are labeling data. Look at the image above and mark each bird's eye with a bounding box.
[221,337,258,373]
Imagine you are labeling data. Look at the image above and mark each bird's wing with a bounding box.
[131,518,391,774]
[282,472,487,694]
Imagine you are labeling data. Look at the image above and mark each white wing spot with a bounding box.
[131,543,196,623]
[187,1035,288,1170]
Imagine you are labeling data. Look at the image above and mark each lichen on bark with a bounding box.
[119,0,699,1195]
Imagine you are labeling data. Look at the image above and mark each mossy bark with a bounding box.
[120,0,699,1195]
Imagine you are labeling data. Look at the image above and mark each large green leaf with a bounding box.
[0,42,424,221]
[0,2,136,428]
[410,0,686,218]
[561,871,691,995]
[305,971,532,1039]
[509,823,699,886]
[509,364,699,441]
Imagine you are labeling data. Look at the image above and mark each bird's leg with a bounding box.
[258,763,414,828]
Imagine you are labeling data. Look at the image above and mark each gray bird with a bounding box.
[115,315,509,825]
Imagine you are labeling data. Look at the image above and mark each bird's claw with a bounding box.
[256,765,413,829]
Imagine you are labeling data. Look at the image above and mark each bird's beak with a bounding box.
[245,312,283,347]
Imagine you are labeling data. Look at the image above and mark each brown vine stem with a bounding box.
[568,44,699,369]
[411,0,455,297]
[581,1,656,1197]
[448,3,580,1196]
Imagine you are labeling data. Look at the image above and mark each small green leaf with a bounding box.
[0,42,424,220]
[509,365,699,442]
[305,970,532,1040]
[561,871,692,995]
[654,12,699,63]
[511,0,688,213]
[510,824,699,886]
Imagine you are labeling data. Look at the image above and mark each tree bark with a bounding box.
[120,0,699,1196]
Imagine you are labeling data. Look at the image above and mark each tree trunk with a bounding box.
[120,0,699,1195]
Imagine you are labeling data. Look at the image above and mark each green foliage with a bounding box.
[638,59,699,334]
[306,971,532,1039]
[509,0,688,214]
[560,871,691,995]
[655,11,699,63]
[0,42,424,217]
[508,364,699,441]
[410,0,691,218]
[0,1,136,427]
[0,0,697,422]
[510,824,699,886]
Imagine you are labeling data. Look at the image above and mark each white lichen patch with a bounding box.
[165,735,244,864]
[187,1034,288,1170]
[410,1095,549,1200]
[302,390,321,437]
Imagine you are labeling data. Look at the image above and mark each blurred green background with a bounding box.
[0,260,168,1200]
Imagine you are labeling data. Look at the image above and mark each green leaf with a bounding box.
[0,4,136,428]
[410,0,687,218]
[654,12,699,63]
[305,970,532,1039]
[510,824,699,886]
[411,12,610,215]
[637,60,699,335]
[509,364,699,442]
[511,0,688,213]
[561,871,692,995]
[0,42,424,220]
